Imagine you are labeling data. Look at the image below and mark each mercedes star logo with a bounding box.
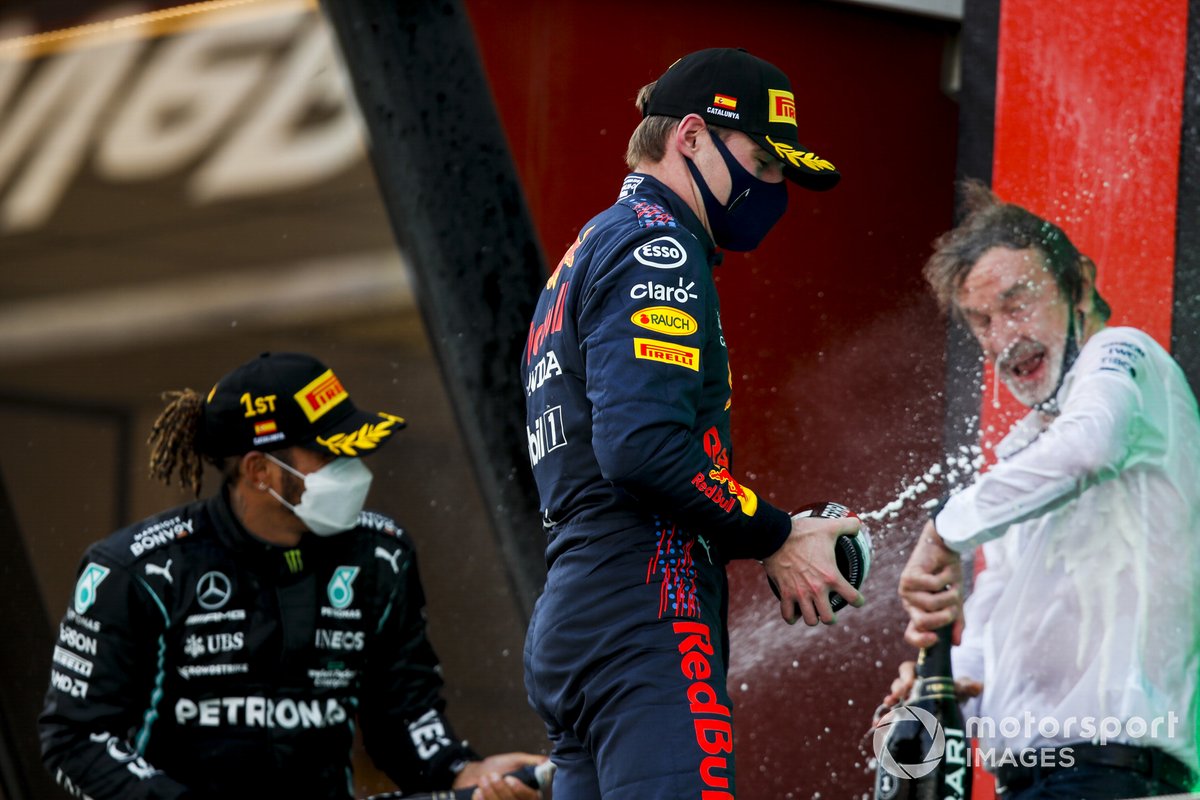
[195,571,232,610]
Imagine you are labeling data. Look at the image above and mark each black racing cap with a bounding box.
[644,47,841,191]
[201,352,405,458]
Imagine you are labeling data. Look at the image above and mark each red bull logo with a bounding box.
[694,427,758,516]
[692,472,737,514]
[546,225,594,290]
[525,282,569,366]
[674,621,734,799]
[707,467,744,498]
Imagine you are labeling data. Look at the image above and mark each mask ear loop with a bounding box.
[1033,305,1083,415]
[707,129,753,212]
[262,452,307,512]
[263,451,307,480]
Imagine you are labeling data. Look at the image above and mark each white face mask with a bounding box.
[264,453,373,536]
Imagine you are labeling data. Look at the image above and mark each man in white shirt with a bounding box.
[891,181,1200,798]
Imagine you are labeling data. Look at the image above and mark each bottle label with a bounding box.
[913,677,956,701]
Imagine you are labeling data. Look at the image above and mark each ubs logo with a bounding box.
[196,572,232,610]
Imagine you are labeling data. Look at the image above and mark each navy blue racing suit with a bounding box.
[39,489,477,799]
[522,173,793,799]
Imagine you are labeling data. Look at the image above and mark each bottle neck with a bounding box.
[916,625,954,678]
[912,625,955,701]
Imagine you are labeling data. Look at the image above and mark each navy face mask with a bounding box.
[685,129,788,252]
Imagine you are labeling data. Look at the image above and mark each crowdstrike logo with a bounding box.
[873,705,946,780]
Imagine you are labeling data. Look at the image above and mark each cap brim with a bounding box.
[749,132,841,191]
[302,410,406,457]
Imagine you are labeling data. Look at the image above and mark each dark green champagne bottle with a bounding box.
[365,762,554,799]
[873,626,971,799]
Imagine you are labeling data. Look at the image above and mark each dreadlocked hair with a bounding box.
[148,389,206,497]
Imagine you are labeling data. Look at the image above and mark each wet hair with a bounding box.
[923,179,1111,321]
[147,389,236,497]
[624,81,733,169]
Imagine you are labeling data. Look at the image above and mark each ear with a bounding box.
[240,451,271,488]
[672,113,708,159]
[1076,254,1097,316]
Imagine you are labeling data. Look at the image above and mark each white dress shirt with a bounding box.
[938,326,1200,773]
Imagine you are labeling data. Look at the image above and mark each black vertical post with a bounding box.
[944,0,1001,458]
[0,467,57,799]
[1172,2,1200,392]
[317,0,547,617]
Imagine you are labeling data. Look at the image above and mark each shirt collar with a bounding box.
[619,173,722,268]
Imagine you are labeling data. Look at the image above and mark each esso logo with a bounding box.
[634,236,688,269]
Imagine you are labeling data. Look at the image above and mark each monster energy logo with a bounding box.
[284,549,303,574]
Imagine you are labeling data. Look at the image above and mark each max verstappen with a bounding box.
[521,48,864,799]
[39,352,543,799]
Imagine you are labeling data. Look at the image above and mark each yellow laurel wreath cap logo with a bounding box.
[765,135,837,173]
[316,412,405,456]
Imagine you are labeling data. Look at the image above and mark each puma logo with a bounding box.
[145,559,173,583]
[374,547,402,574]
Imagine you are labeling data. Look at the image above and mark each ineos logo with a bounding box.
[633,236,687,269]
[195,572,232,611]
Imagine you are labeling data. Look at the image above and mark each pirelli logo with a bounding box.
[295,369,349,422]
[634,337,699,371]
[768,89,797,125]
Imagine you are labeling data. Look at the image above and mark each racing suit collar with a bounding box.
[209,486,306,565]
[621,173,723,269]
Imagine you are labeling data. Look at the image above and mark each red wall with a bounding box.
[971,5,1191,797]
[465,2,960,795]
[982,0,1189,441]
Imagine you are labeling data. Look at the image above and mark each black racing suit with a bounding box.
[521,174,793,799]
[39,488,476,799]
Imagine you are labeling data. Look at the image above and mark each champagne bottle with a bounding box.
[873,626,971,800]
[365,761,555,800]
